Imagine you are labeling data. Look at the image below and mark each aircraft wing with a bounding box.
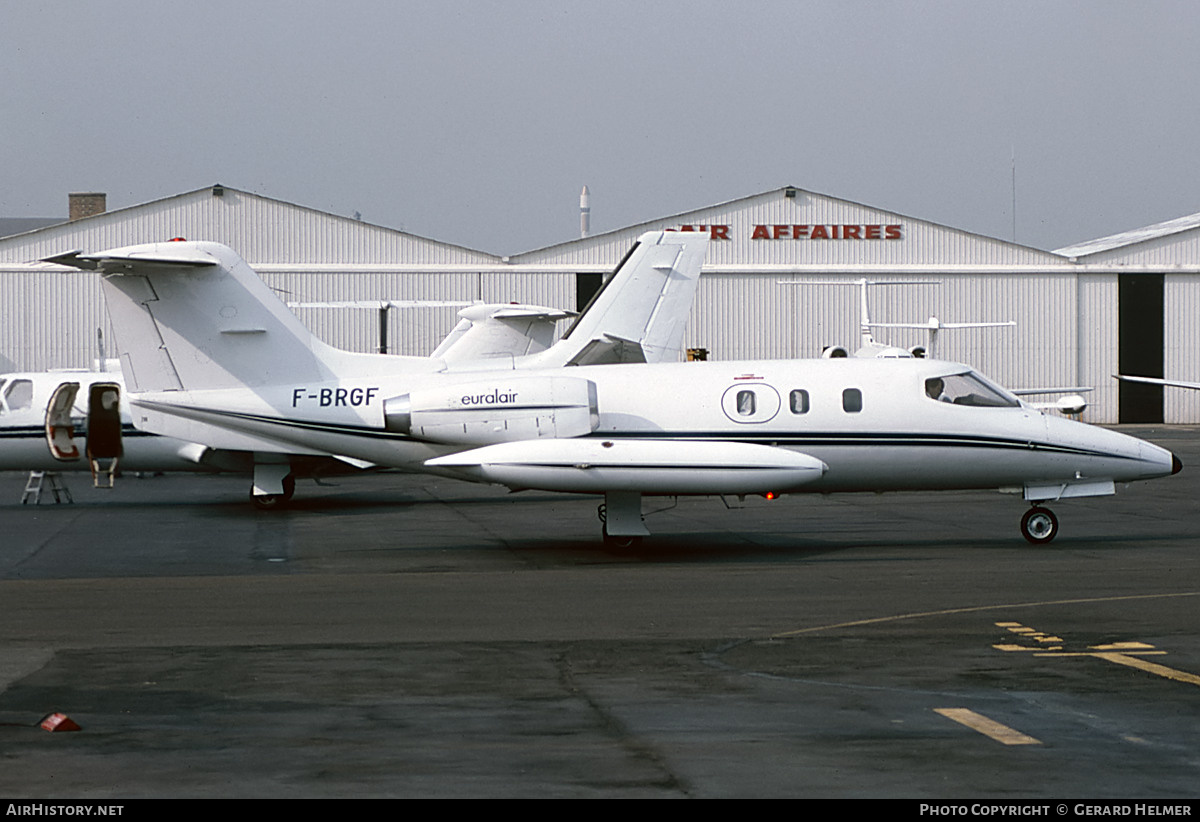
[287,300,477,310]
[868,321,1016,330]
[1115,374,1200,391]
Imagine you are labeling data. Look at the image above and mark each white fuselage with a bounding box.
[123,357,1177,497]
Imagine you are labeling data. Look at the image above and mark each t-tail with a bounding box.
[522,230,708,368]
[43,242,417,394]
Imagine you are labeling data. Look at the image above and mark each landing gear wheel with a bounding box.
[251,475,295,510]
[1020,506,1058,544]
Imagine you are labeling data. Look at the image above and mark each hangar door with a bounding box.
[1118,273,1164,423]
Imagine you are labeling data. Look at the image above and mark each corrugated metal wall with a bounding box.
[1165,274,1200,423]
[683,271,1082,407]
[0,187,511,369]
[1078,274,1120,422]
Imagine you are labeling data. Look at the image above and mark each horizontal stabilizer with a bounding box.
[42,241,402,394]
[426,438,827,494]
[44,246,219,271]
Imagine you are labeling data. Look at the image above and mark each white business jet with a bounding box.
[43,232,1179,545]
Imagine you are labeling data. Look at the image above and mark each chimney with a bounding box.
[69,192,106,221]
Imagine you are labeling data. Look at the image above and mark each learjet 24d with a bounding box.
[43,232,1181,545]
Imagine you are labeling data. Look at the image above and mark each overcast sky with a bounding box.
[3,1,1199,255]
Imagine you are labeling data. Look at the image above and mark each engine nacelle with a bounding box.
[822,345,850,359]
[1054,394,1088,415]
[384,376,598,445]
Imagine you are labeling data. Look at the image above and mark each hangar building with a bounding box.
[2,184,1198,424]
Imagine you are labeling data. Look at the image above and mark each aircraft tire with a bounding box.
[250,474,296,510]
[603,533,643,550]
[1020,506,1058,544]
[601,524,643,550]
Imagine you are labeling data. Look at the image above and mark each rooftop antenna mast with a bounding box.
[1011,147,1017,243]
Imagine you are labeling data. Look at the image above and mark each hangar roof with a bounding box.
[0,184,500,267]
[0,217,64,238]
[1055,212,1200,259]
[510,185,1068,270]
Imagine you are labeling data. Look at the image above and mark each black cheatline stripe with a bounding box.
[137,403,419,442]
[479,464,804,471]
[0,425,156,439]
[133,402,1142,463]
[586,430,1135,461]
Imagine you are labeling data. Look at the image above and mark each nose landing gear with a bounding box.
[1020,505,1059,544]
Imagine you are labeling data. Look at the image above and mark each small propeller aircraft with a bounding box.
[41,232,1180,545]
[777,278,1015,359]
[779,277,1091,415]
[4,231,705,505]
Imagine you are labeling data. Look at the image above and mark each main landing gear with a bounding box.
[598,491,648,549]
[1020,505,1059,545]
[251,459,296,510]
[251,474,295,509]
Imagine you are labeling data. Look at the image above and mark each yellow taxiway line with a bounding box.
[934,708,1041,746]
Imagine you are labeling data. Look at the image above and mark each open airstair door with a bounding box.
[45,382,81,461]
[86,382,123,488]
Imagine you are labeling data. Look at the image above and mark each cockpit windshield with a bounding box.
[1,378,34,414]
[924,372,1019,408]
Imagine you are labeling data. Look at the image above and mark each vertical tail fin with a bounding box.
[43,242,403,393]
[535,231,708,367]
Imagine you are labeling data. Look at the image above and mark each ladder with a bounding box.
[20,471,73,505]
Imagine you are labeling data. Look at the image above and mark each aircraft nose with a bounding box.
[1173,452,1184,475]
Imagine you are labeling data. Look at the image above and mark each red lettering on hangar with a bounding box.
[749,224,903,240]
[677,224,732,240]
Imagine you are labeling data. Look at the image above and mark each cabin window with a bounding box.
[737,390,756,416]
[842,387,862,413]
[789,389,810,414]
[721,383,782,424]
[925,372,1019,408]
[1,379,32,413]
